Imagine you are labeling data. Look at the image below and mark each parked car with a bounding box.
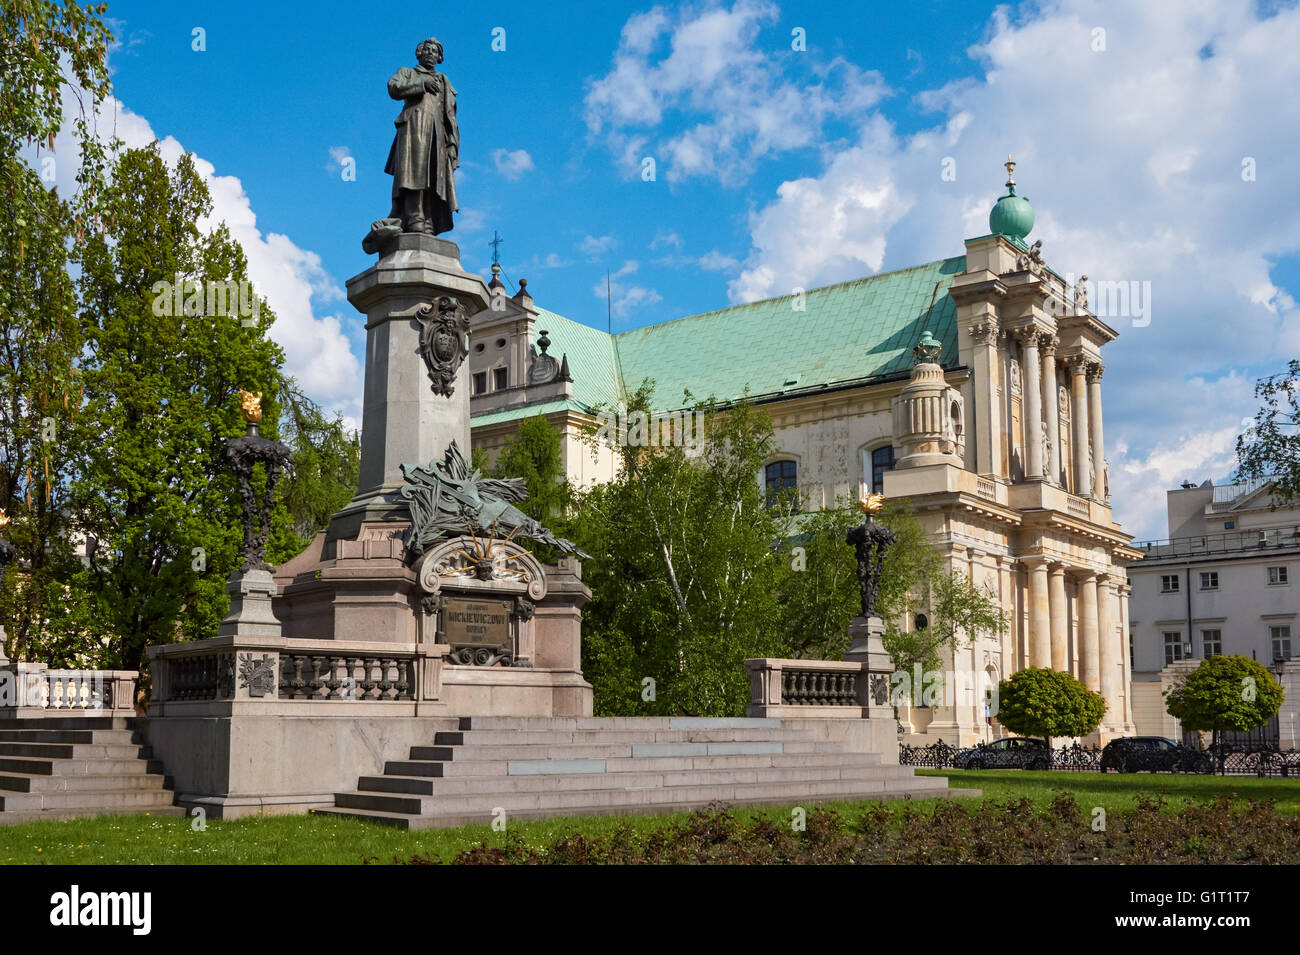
[1100,736,1213,774]
[955,736,1051,770]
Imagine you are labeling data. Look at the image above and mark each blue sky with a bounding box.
[83,0,1300,540]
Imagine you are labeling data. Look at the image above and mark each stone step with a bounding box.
[0,741,146,760]
[324,781,975,830]
[0,754,159,777]
[410,740,840,761]
[435,727,828,746]
[384,750,885,779]
[0,787,177,812]
[336,772,952,817]
[458,716,784,732]
[0,806,187,825]
[0,728,140,744]
[356,762,922,797]
[0,771,169,794]
[0,716,131,731]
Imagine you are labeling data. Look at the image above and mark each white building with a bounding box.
[1128,478,1300,748]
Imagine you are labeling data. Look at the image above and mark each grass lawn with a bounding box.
[1,770,1296,864]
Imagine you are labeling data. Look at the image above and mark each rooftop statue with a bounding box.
[400,442,591,560]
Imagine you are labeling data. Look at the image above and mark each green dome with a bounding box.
[989,185,1034,241]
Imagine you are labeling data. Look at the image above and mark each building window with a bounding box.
[1268,566,1288,585]
[472,371,488,395]
[1160,574,1180,593]
[1163,632,1185,666]
[1202,629,1222,657]
[870,446,895,494]
[1224,520,1235,530]
[1199,571,1218,590]
[1272,626,1293,662]
[765,460,798,509]
[493,367,508,391]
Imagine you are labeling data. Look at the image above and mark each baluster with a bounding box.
[308,657,327,699]
[326,657,344,699]
[396,659,411,700]
[379,658,396,700]
[290,655,308,699]
[361,658,379,700]
[278,656,292,699]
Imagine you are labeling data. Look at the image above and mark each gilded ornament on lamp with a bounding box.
[239,390,263,424]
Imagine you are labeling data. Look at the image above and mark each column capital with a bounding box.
[1087,362,1105,385]
[1014,325,1041,348]
[1067,354,1091,376]
[1047,561,1068,576]
[967,319,998,346]
[1020,553,1050,569]
[1038,333,1059,357]
[1074,568,1099,584]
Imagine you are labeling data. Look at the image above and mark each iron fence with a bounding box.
[899,739,1300,776]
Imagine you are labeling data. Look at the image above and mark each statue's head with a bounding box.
[416,37,444,68]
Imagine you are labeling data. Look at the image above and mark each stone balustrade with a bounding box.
[744,658,893,719]
[147,634,444,716]
[0,662,138,716]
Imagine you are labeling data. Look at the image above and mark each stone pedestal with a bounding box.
[845,615,890,670]
[219,569,281,638]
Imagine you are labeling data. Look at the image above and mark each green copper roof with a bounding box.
[472,255,966,423]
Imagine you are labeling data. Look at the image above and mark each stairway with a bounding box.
[322,717,977,830]
[0,716,181,823]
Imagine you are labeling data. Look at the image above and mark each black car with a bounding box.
[955,736,1051,770]
[1100,736,1213,774]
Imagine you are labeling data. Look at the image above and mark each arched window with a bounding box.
[764,460,797,509]
[871,446,895,494]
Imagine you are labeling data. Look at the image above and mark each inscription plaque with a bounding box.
[442,596,511,649]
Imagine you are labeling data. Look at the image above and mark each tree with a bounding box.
[0,0,114,664]
[1165,655,1284,745]
[572,385,789,717]
[883,569,1008,683]
[70,144,288,672]
[1237,360,1300,503]
[490,414,572,524]
[995,667,1106,750]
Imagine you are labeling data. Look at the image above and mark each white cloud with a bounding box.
[592,259,661,318]
[698,249,741,271]
[491,147,535,181]
[579,233,618,259]
[585,0,887,184]
[704,0,1300,536]
[42,90,362,424]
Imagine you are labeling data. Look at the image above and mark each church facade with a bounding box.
[468,162,1140,745]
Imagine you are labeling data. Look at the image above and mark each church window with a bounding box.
[764,460,797,509]
[472,371,488,395]
[493,367,508,390]
[871,446,895,494]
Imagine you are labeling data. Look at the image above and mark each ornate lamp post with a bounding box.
[844,493,897,689]
[222,391,293,572]
[217,391,292,638]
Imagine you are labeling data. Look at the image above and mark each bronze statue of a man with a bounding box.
[384,37,459,235]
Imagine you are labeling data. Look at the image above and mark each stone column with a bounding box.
[1040,335,1061,485]
[1097,574,1120,724]
[1119,581,1134,729]
[967,318,1002,477]
[1088,363,1106,501]
[1078,572,1100,691]
[1068,357,1092,498]
[1048,563,1068,672]
[1017,328,1043,480]
[1025,556,1051,668]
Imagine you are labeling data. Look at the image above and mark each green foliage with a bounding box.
[0,1,114,664]
[270,382,359,557]
[776,498,935,660]
[573,385,788,716]
[884,569,1008,682]
[489,415,572,524]
[1165,654,1285,736]
[995,667,1106,745]
[1236,360,1300,504]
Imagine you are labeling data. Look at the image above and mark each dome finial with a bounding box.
[1004,154,1016,190]
[989,153,1034,241]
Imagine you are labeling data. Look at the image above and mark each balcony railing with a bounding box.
[1135,528,1300,559]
